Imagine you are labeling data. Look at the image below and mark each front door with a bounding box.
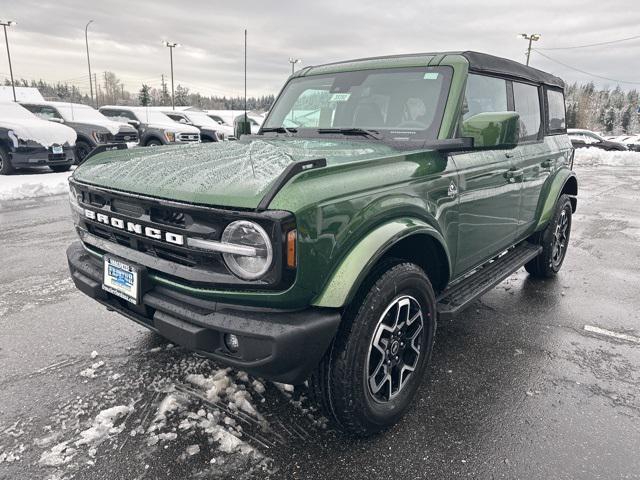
[451,150,520,276]
[450,73,520,277]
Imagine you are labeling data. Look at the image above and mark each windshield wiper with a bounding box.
[260,126,297,136]
[316,128,382,140]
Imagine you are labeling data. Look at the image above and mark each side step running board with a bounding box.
[436,242,542,319]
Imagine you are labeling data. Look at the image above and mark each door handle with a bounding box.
[504,168,524,181]
[505,152,516,158]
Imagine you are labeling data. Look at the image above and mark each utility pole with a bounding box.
[85,20,95,106]
[104,71,108,104]
[94,73,99,106]
[518,33,541,66]
[288,57,301,76]
[0,20,17,102]
[163,41,179,109]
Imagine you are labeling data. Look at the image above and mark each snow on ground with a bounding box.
[573,147,640,167]
[0,169,72,201]
[12,344,317,479]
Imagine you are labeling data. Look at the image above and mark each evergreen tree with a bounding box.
[138,84,151,106]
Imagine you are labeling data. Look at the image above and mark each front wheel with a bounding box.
[75,140,93,164]
[310,261,437,436]
[525,194,572,278]
[145,138,163,147]
[0,146,15,175]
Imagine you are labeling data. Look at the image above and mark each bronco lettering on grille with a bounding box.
[84,209,184,245]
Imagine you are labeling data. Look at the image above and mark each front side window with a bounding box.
[462,74,508,121]
[263,66,453,145]
[546,88,566,132]
[25,105,63,121]
[513,82,542,142]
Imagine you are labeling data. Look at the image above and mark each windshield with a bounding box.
[55,104,111,123]
[185,111,221,127]
[132,108,176,124]
[263,66,452,144]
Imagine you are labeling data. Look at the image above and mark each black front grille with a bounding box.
[71,180,296,290]
[48,153,67,162]
[113,131,139,143]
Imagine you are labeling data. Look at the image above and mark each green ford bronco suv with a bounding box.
[67,51,577,435]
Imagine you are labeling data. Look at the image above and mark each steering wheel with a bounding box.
[396,120,428,129]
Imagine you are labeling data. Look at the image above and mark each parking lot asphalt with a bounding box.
[1,165,639,480]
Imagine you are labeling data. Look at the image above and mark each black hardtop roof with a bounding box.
[304,50,564,89]
[462,51,564,88]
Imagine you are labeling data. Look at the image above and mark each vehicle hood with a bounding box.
[72,137,398,209]
[72,118,124,135]
[0,117,76,147]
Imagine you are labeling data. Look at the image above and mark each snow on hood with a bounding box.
[147,122,201,134]
[0,102,76,147]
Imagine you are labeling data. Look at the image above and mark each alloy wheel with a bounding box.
[366,295,424,402]
[551,208,570,267]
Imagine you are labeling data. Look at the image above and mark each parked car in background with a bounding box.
[67,50,577,435]
[159,109,226,142]
[0,102,76,174]
[99,106,200,146]
[617,135,640,152]
[21,101,139,163]
[206,110,262,135]
[568,128,628,151]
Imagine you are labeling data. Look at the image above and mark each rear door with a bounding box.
[451,73,520,276]
[511,84,569,239]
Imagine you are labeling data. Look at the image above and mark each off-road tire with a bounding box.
[525,194,572,278]
[0,146,15,175]
[50,164,72,173]
[309,261,437,436]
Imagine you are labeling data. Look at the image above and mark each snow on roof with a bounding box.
[0,86,45,102]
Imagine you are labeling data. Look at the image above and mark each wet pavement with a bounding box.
[1,165,639,479]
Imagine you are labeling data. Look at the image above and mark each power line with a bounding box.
[537,34,640,50]
[532,50,640,85]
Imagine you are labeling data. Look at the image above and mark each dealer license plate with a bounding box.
[52,145,63,154]
[102,255,139,304]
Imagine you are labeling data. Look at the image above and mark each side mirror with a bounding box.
[179,118,188,124]
[461,112,520,150]
[49,117,64,124]
[128,120,140,128]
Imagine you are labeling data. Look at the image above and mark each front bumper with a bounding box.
[10,145,75,168]
[66,241,341,384]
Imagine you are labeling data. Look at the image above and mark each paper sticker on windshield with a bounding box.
[423,72,439,80]
[330,93,351,102]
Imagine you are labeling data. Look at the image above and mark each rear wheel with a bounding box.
[310,261,437,436]
[0,146,15,175]
[525,194,572,278]
[50,164,72,173]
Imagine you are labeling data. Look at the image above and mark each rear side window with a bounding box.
[512,82,541,141]
[545,88,566,133]
[463,74,508,121]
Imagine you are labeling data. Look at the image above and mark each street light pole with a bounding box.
[518,33,541,66]
[288,57,301,76]
[85,20,95,107]
[0,20,17,102]
[163,41,179,110]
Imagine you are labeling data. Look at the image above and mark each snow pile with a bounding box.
[0,102,76,147]
[574,148,640,167]
[76,405,133,446]
[79,361,105,378]
[0,170,71,201]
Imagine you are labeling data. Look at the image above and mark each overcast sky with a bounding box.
[2,0,639,97]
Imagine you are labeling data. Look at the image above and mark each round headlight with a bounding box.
[221,220,273,280]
